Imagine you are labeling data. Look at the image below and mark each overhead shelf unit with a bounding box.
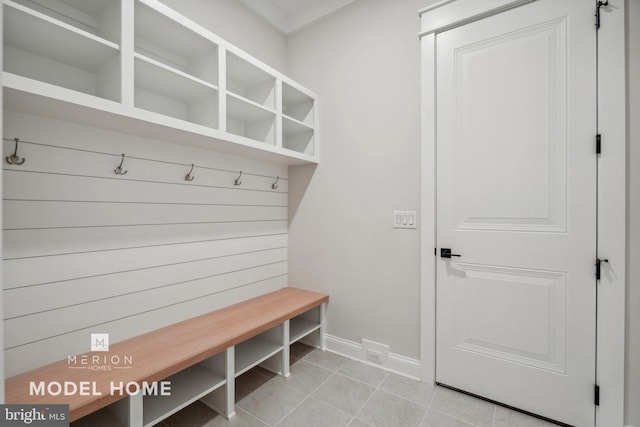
[226,51,276,145]
[3,0,121,102]
[282,81,315,156]
[2,0,318,165]
[133,0,219,129]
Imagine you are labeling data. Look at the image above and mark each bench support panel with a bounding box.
[200,347,235,419]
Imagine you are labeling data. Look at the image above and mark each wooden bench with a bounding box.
[5,287,328,426]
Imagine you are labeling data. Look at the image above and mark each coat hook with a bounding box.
[272,176,279,190]
[185,164,195,181]
[6,138,26,165]
[234,171,242,186]
[114,153,128,175]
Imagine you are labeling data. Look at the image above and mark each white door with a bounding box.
[435,1,596,425]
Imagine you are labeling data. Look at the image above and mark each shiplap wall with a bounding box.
[2,110,289,376]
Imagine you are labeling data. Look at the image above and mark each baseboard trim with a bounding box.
[324,334,421,380]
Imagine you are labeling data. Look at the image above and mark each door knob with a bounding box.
[440,248,461,258]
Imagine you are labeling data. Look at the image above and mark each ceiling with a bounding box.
[239,0,358,34]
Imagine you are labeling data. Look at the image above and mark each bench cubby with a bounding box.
[9,288,328,426]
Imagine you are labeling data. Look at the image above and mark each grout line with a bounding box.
[246,350,453,427]
[427,384,438,410]
[302,350,439,424]
[310,395,355,425]
[271,362,344,426]
[430,408,476,426]
[251,367,276,380]
[418,384,439,426]
[235,407,271,426]
[492,405,497,427]
[350,364,389,424]
[236,403,273,427]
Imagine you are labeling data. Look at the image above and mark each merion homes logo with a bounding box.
[27,333,172,398]
[67,333,132,371]
[90,333,109,352]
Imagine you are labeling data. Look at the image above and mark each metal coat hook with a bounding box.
[6,138,26,165]
[234,171,242,186]
[185,164,195,181]
[596,0,609,29]
[114,153,128,175]
[272,176,279,190]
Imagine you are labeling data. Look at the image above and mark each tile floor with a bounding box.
[158,343,559,427]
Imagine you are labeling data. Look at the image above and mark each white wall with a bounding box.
[2,112,288,375]
[2,1,291,378]
[158,0,287,72]
[286,0,639,424]
[626,1,639,425]
[287,0,434,360]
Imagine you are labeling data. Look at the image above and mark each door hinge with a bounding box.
[596,134,602,154]
[595,258,609,280]
[596,0,609,29]
[594,384,600,406]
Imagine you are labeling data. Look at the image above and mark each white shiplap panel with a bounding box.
[5,234,288,289]
[4,276,287,376]
[5,247,288,319]
[4,200,287,229]
[4,171,288,206]
[3,112,290,375]
[4,221,287,259]
[5,261,288,349]
[2,142,289,193]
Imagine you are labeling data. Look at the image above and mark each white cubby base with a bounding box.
[290,317,322,344]
[234,337,283,377]
[142,364,225,427]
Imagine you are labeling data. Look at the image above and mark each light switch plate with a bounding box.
[394,211,417,229]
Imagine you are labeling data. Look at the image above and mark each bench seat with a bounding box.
[5,287,329,424]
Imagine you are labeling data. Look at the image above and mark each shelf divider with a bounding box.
[143,364,225,427]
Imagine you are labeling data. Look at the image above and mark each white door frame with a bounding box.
[418,1,627,426]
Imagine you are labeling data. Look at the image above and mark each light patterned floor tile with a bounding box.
[421,409,474,427]
[271,360,333,394]
[312,373,375,415]
[304,349,350,371]
[275,397,352,427]
[429,388,495,427]
[236,379,306,425]
[338,360,389,387]
[356,390,427,427]
[380,373,436,406]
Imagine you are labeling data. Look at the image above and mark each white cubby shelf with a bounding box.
[142,363,225,427]
[2,0,318,165]
[68,295,327,427]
